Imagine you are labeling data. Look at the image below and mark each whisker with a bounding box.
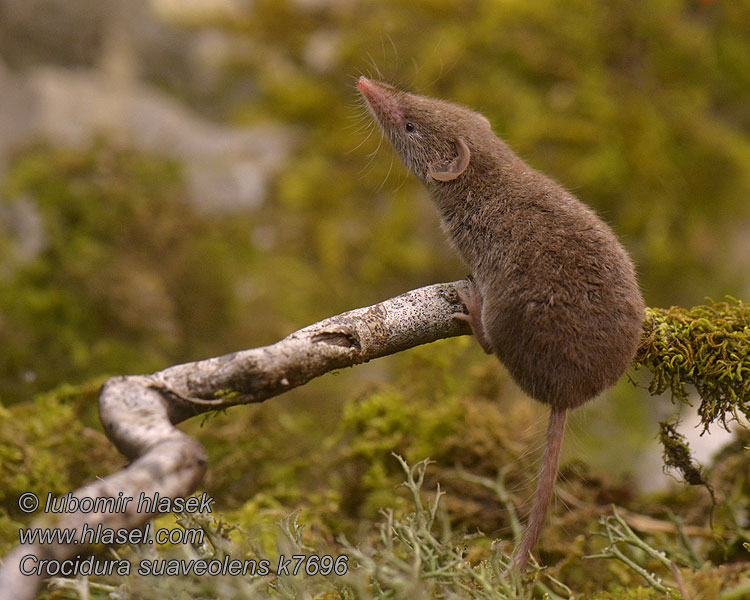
[367,130,385,161]
[359,126,385,176]
[393,167,409,193]
[376,150,395,192]
[387,34,398,63]
[348,123,377,155]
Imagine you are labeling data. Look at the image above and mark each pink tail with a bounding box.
[511,406,568,570]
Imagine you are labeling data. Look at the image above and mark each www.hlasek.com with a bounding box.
[15,491,349,578]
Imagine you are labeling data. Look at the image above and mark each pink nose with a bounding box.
[357,77,402,128]
[357,76,374,99]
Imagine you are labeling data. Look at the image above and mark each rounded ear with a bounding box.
[429,137,471,182]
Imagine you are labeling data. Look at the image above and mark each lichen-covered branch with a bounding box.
[151,281,470,415]
[0,281,470,600]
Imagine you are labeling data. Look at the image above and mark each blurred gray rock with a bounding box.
[0,60,295,213]
[0,0,296,213]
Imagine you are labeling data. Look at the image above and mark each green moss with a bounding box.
[659,420,712,493]
[0,509,25,556]
[0,143,245,403]
[635,299,750,430]
[0,379,123,547]
[6,372,749,598]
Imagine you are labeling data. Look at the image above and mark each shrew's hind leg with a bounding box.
[453,278,493,354]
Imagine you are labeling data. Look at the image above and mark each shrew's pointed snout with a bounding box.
[358,77,404,129]
[357,76,377,105]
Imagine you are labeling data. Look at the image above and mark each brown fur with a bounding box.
[358,77,644,567]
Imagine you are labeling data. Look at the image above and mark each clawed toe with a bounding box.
[456,278,493,355]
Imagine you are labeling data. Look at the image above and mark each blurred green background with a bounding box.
[0,0,749,543]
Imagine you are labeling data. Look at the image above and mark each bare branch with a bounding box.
[0,281,470,600]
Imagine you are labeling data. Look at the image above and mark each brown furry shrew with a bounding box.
[358,76,644,569]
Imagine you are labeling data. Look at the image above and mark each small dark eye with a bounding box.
[405,122,416,133]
